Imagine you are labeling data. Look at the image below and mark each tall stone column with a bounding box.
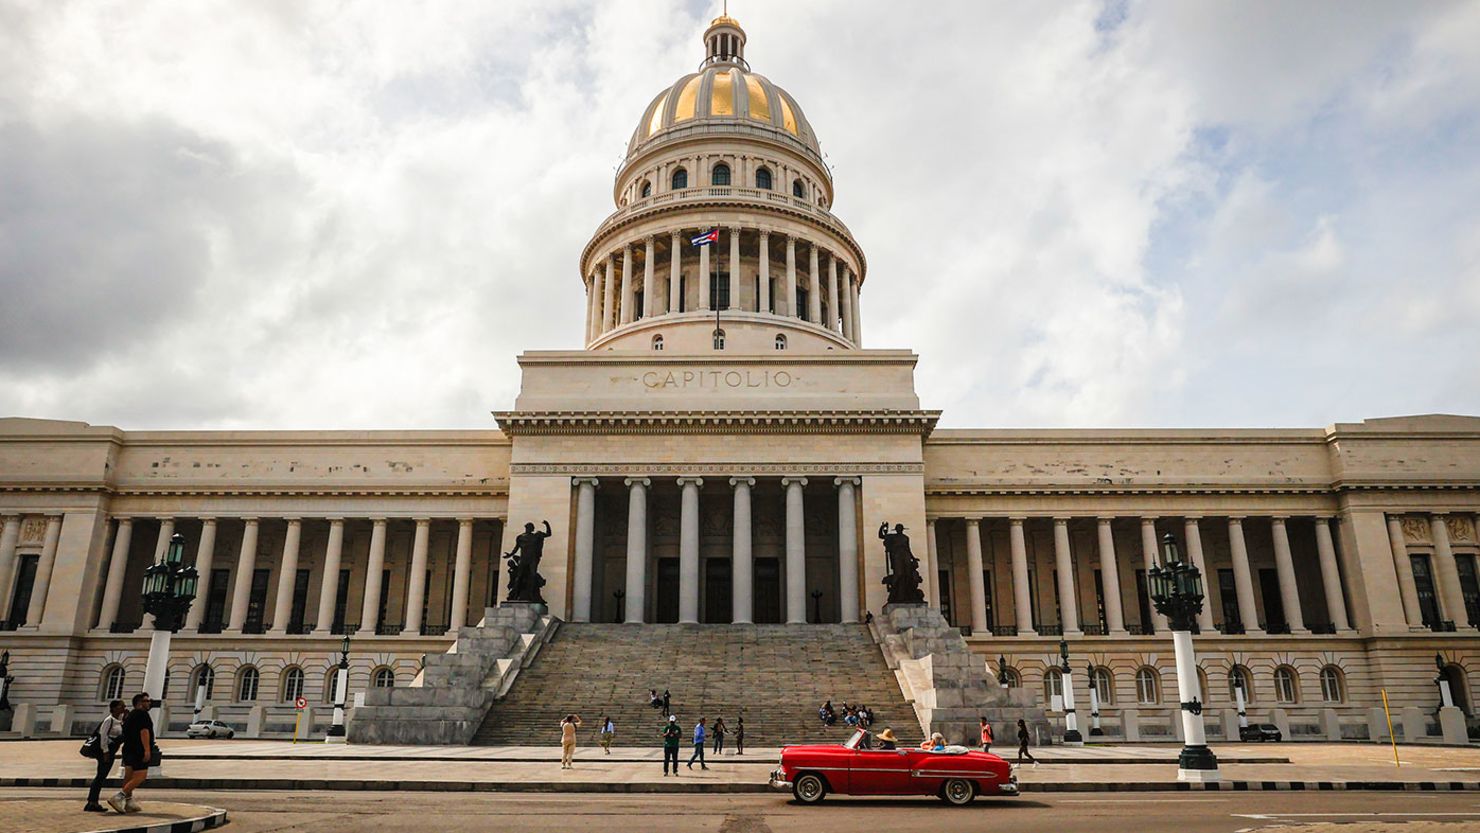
[585,272,597,343]
[1226,518,1262,634]
[1140,517,1170,632]
[965,518,989,634]
[602,257,616,332]
[757,231,771,313]
[1385,515,1425,629]
[450,518,474,630]
[1271,517,1308,633]
[1313,517,1351,631]
[785,236,797,318]
[699,239,711,311]
[619,245,634,325]
[1183,518,1215,631]
[571,477,599,622]
[403,518,431,635]
[782,476,808,623]
[924,517,940,608]
[643,237,656,319]
[731,477,755,624]
[677,477,702,624]
[624,478,650,623]
[23,514,63,627]
[313,518,345,634]
[826,255,840,331]
[1052,518,1080,635]
[849,274,862,345]
[668,231,682,314]
[841,271,856,342]
[1096,518,1127,635]
[96,517,133,631]
[227,518,259,632]
[835,477,860,623]
[0,515,19,622]
[184,518,218,631]
[1010,517,1035,635]
[1430,514,1470,628]
[270,518,303,633]
[152,518,175,563]
[359,518,388,634]
[728,226,741,310]
[806,244,822,323]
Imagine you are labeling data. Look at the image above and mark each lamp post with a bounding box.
[811,590,823,624]
[140,534,198,704]
[1059,639,1082,746]
[1086,661,1103,737]
[326,634,351,743]
[1232,671,1248,732]
[997,654,1010,689]
[0,650,13,714]
[1435,653,1454,709]
[1149,532,1219,782]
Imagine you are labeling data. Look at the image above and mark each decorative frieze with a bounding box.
[510,462,924,476]
[1401,515,1431,543]
[494,410,940,436]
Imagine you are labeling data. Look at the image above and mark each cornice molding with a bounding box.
[512,462,923,476]
[493,409,940,436]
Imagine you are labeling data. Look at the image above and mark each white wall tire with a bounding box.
[792,773,827,804]
[941,778,976,806]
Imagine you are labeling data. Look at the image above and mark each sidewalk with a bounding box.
[13,798,226,833]
[1,739,1477,794]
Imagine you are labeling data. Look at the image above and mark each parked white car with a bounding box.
[185,720,236,739]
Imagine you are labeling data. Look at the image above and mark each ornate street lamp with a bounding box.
[1058,639,1083,746]
[326,633,352,743]
[1149,532,1219,782]
[140,534,198,705]
[1435,653,1454,709]
[1086,661,1103,737]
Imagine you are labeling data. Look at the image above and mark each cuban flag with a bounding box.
[690,228,720,247]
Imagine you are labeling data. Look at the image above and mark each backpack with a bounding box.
[79,730,103,759]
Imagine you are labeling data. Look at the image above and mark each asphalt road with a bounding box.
[41,788,1480,833]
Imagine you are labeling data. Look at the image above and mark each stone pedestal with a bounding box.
[872,603,1050,747]
[1439,706,1468,745]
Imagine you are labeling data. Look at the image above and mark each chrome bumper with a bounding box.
[768,768,792,790]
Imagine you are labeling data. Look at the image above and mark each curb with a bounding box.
[5,777,1479,794]
[80,806,228,833]
[156,752,1290,766]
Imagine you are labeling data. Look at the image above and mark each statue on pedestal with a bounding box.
[504,520,552,604]
[878,522,924,604]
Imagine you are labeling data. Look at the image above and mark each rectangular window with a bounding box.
[1410,553,1441,626]
[982,570,996,630]
[710,271,731,309]
[1456,554,1480,628]
[332,569,351,633]
[1092,569,1107,633]
[1134,569,1153,634]
[937,568,954,626]
[377,568,391,629]
[633,291,644,320]
[795,287,808,319]
[422,567,433,631]
[289,568,311,632]
[1218,569,1241,629]
[1051,569,1062,630]
[203,568,230,631]
[4,554,39,629]
[678,275,688,313]
[244,568,271,633]
[1259,567,1286,630]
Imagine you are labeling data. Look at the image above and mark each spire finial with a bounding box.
[703,5,746,68]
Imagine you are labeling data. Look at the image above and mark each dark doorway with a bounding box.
[1411,554,1441,627]
[1456,554,1480,628]
[1218,569,1241,630]
[332,569,351,633]
[703,559,732,623]
[1134,569,1153,634]
[656,558,680,623]
[754,558,782,624]
[937,568,954,626]
[289,568,311,633]
[5,554,38,629]
[1259,567,1286,630]
[203,568,230,632]
[245,568,271,633]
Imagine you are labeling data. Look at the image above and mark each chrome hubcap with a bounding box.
[799,778,821,799]
[947,781,970,801]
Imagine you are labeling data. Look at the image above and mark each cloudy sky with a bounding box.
[2,0,1478,430]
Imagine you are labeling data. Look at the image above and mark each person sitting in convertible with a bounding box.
[875,728,898,750]
[919,732,946,751]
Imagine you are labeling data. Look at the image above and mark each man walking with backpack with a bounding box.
[82,699,126,812]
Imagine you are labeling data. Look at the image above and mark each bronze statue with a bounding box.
[504,520,552,604]
[878,521,924,604]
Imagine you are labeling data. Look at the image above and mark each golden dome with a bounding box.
[627,63,819,159]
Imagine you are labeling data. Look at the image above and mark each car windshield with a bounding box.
[844,729,867,750]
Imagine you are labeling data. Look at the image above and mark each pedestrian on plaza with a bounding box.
[687,717,708,770]
[599,715,615,754]
[560,714,582,769]
[980,717,994,754]
[662,689,671,716]
[1016,718,1038,767]
[712,716,727,754]
[662,715,682,776]
[83,699,126,812]
[734,715,745,755]
[107,692,154,814]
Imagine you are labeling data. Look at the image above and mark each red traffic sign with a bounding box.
[294,696,308,710]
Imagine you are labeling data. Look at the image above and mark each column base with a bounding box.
[1089,727,1104,736]
[1063,630,1083,638]
[1107,629,1129,637]
[323,734,347,744]
[1289,628,1311,636]
[1177,743,1220,775]
[1017,629,1038,637]
[1063,729,1083,745]
[1177,767,1221,783]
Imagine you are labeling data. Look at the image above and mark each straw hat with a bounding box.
[876,728,898,743]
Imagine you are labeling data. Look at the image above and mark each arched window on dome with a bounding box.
[640,180,652,198]
[672,167,688,190]
[792,178,805,198]
[712,328,726,350]
[773,334,787,351]
[712,163,731,186]
[755,167,772,190]
[651,334,664,351]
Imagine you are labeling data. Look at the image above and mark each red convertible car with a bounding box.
[769,728,1018,805]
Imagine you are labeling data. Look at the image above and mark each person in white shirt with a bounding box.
[84,700,127,812]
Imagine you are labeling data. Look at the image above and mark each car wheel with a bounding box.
[941,778,976,806]
[208,730,217,739]
[226,731,235,739]
[792,773,827,804]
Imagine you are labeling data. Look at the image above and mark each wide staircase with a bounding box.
[472,623,917,748]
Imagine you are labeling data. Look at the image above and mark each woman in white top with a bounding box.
[84,700,127,812]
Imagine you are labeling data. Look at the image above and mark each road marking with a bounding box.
[1233,812,1480,819]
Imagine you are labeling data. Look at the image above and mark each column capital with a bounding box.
[155,515,175,522]
[413,517,431,527]
[370,516,388,525]
[729,476,756,488]
[780,476,808,487]
[675,476,703,488]
[457,517,475,525]
[645,234,655,244]
[1271,515,1290,523]
[571,476,601,488]
[198,516,217,525]
[833,476,860,487]
[111,515,133,523]
[670,229,680,239]
[1095,515,1115,523]
[758,228,770,238]
[624,477,653,488]
[284,517,302,524]
[241,516,259,524]
[1182,515,1204,522]
[1140,516,1159,523]
[965,516,983,526]
[1009,516,1026,525]
[1052,516,1071,525]
[1429,511,1451,518]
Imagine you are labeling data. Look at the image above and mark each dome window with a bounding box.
[774,334,787,351]
[755,167,772,190]
[651,334,664,351]
[672,167,688,190]
[792,178,805,198]
[712,328,726,350]
[712,163,731,186]
[640,180,652,198]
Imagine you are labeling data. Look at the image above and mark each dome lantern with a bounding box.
[703,13,748,70]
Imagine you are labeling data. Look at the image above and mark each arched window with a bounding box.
[101,665,127,701]
[281,666,305,702]
[324,670,340,704]
[374,667,396,689]
[1319,665,1344,703]
[1090,667,1114,705]
[237,666,260,702]
[1135,667,1160,705]
[1196,667,1210,700]
[755,167,773,190]
[1228,664,1253,703]
[640,180,652,198]
[1273,665,1299,704]
[1000,667,1021,688]
[711,163,731,186]
[712,328,725,350]
[1441,664,1471,715]
[190,664,215,702]
[792,178,805,198]
[651,334,664,351]
[671,167,688,190]
[1043,668,1063,704]
[774,334,787,350]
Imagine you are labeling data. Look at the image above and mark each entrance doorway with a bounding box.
[703,559,732,623]
[655,558,679,623]
[754,558,781,623]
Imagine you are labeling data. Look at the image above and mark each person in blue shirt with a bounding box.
[687,717,709,770]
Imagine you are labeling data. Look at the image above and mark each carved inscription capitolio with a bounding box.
[640,368,796,390]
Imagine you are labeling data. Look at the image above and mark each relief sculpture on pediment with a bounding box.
[19,517,47,545]
[1401,516,1431,544]
[1447,515,1475,544]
